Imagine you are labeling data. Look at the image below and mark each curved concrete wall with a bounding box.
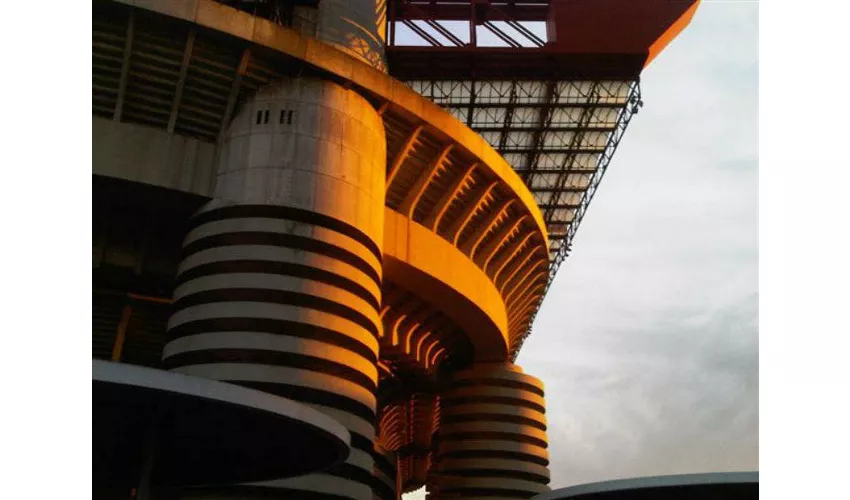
[164,78,386,500]
[372,443,398,500]
[383,209,510,362]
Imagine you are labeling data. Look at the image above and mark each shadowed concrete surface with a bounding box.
[90,1,734,499]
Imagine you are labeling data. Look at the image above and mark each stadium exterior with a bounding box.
[92,1,700,498]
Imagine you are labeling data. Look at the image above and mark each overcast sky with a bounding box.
[518,0,759,489]
[406,1,758,497]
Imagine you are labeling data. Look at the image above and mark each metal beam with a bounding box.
[462,199,517,257]
[447,181,497,245]
[473,125,616,134]
[218,47,251,141]
[473,212,526,266]
[508,291,544,333]
[482,21,522,48]
[506,269,546,310]
[110,305,133,361]
[537,203,582,211]
[529,187,589,193]
[424,162,477,231]
[505,147,605,155]
[402,19,444,47]
[113,11,135,122]
[387,125,425,188]
[509,276,546,316]
[456,101,626,109]
[498,81,518,152]
[501,255,546,297]
[465,80,475,126]
[506,19,545,47]
[167,30,196,134]
[490,232,535,282]
[496,242,542,290]
[512,284,545,320]
[399,144,453,217]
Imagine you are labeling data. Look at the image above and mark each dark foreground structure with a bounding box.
[92,1,702,498]
[533,473,759,500]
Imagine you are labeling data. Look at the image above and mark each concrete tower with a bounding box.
[92,1,700,498]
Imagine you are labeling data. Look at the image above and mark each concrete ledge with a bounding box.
[383,208,509,362]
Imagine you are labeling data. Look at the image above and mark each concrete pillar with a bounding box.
[164,77,387,499]
[428,363,552,499]
[373,443,398,500]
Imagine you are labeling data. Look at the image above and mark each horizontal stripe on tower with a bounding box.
[178,245,380,299]
[444,378,545,397]
[237,381,377,425]
[254,472,373,498]
[179,485,352,500]
[162,349,377,392]
[166,318,377,362]
[439,449,549,467]
[189,204,382,262]
[163,332,376,381]
[327,463,378,487]
[176,260,380,310]
[171,288,380,337]
[441,396,545,414]
[436,431,547,449]
[174,363,375,410]
[371,476,396,500]
[183,216,382,281]
[181,232,381,287]
[436,467,550,485]
[373,451,396,479]
[172,274,379,329]
[441,385,546,406]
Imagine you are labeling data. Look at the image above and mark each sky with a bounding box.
[406,0,758,497]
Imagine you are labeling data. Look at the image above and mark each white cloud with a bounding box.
[518,1,759,489]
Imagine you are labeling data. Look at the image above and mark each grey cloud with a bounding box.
[516,1,759,490]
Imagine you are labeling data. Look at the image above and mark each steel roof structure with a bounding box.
[137,0,699,355]
[385,0,699,353]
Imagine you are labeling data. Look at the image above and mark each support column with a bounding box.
[164,77,387,499]
[373,443,398,500]
[429,363,551,499]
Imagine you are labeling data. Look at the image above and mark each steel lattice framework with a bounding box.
[405,78,643,356]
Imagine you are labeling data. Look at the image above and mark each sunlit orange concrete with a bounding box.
[383,208,510,362]
[92,0,698,498]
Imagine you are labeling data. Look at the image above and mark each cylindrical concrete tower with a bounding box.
[429,363,551,499]
[164,77,387,499]
[373,443,398,500]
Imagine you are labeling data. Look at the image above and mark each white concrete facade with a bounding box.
[164,77,388,500]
